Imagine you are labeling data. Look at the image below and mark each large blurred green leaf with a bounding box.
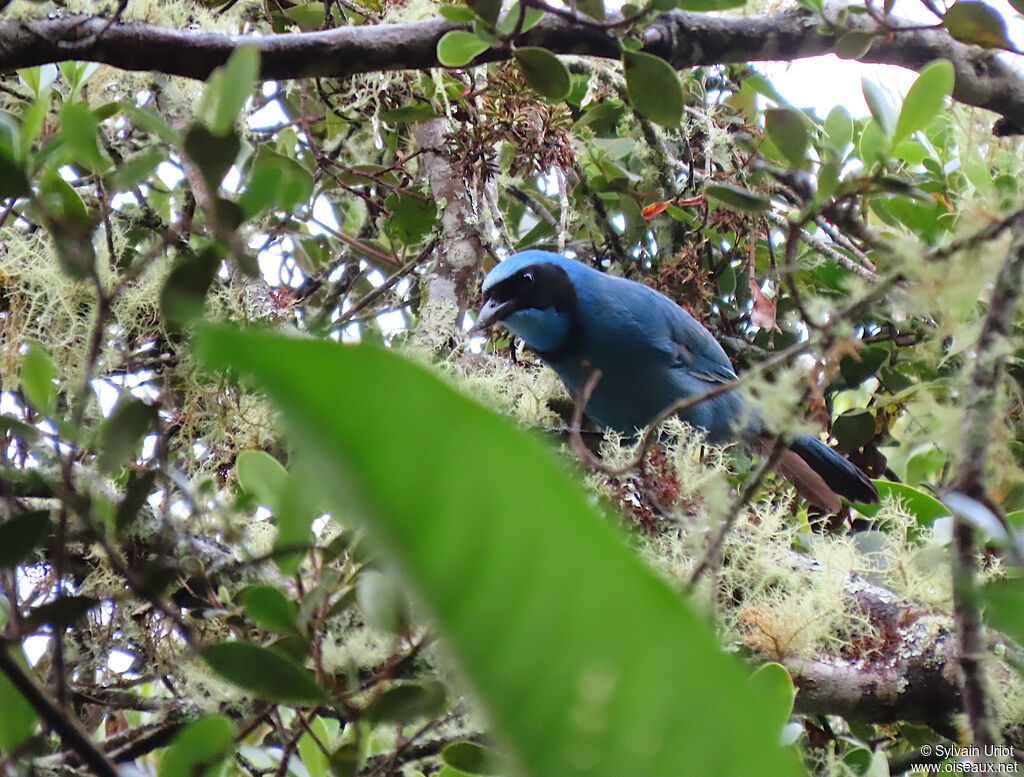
[193,326,800,777]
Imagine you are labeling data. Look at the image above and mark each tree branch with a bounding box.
[947,224,1024,748]
[2,6,1024,131]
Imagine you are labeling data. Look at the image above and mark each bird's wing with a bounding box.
[571,270,738,384]
[659,300,738,385]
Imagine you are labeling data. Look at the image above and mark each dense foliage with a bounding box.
[1,0,1024,774]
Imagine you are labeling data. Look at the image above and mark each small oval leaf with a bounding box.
[241,585,299,634]
[861,77,897,137]
[764,107,809,168]
[893,60,954,144]
[201,642,327,703]
[363,681,447,724]
[942,1,1015,49]
[622,50,684,127]
[159,714,236,777]
[236,449,288,507]
[513,47,571,100]
[437,31,491,67]
[21,342,56,416]
[704,182,771,213]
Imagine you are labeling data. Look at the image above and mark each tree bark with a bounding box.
[2,6,1023,132]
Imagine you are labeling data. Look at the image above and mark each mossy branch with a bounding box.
[3,6,1024,132]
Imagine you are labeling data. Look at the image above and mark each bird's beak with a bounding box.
[469,297,512,334]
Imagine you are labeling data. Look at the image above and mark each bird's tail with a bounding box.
[788,434,879,506]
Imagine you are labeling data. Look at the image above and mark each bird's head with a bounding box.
[471,250,580,354]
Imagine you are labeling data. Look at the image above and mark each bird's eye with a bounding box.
[522,271,534,284]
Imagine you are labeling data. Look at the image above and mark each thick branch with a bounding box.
[2,7,1024,130]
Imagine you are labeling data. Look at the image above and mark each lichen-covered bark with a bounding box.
[409,119,485,351]
[3,7,1024,132]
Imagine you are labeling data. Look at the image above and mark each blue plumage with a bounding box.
[474,250,878,510]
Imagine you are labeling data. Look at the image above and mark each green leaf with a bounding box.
[705,182,771,213]
[856,118,888,167]
[839,345,888,388]
[861,78,897,138]
[160,246,222,326]
[0,648,38,752]
[437,31,491,67]
[849,481,949,527]
[184,124,241,193]
[36,171,96,279]
[241,585,299,634]
[513,47,571,100]
[823,105,854,153]
[0,148,31,199]
[21,342,56,416]
[283,2,326,30]
[834,31,876,59]
[108,149,165,191]
[831,408,875,453]
[236,449,288,507]
[98,397,158,474]
[24,595,99,632]
[750,663,795,736]
[363,681,448,724]
[297,717,331,777]
[201,642,328,704]
[193,326,801,777]
[577,0,606,18]
[893,60,954,144]
[159,714,236,777]
[439,4,476,21]
[942,1,1015,49]
[675,0,746,9]
[384,192,437,246]
[497,3,545,33]
[59,102,108,173]
[380,103,440,124]
[116,469,157,532]
[979,576,1024,646]
[205,46,260,135]
[440,741,501,775]
[239,147,314,217]
[466,0,501,23]
[0,511,51,569]
[764,108,809,168]
[622,51,684,127]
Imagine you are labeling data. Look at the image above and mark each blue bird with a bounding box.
[471,249,878,512]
